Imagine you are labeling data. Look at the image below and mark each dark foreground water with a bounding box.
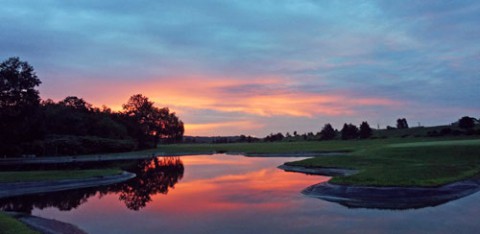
[3,154,480,233]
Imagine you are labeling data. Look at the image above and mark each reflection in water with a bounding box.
[116,157,184,210]
[4,155,480,233]
[302,180,480,210]
[0,157,184,213]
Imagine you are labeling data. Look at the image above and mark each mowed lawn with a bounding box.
[286,139,480,187]
[154,137,468,154]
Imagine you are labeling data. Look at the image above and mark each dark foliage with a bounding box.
[264,132,284,142]
[341,123,359,140]
[122,94,184,148]
[0,57,42,156]
[0,57,184,157]
[396,118,409,129]
[320,123,336,140]
[386,125,396,130]
[359,121,373,139]
[458,116,475,129]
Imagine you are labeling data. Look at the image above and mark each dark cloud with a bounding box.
[1,0,479,135]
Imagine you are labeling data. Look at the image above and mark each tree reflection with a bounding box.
[0,157,184,213]
[116,157,184,210]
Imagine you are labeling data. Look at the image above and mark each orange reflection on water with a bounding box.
[145,156,328,215]
[31,155,331,233]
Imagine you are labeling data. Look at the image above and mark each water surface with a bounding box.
[4,154,480,233]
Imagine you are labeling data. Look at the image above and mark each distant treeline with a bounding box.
[187,116,480,144]
[0,57,184,157]
[260,116,480,143]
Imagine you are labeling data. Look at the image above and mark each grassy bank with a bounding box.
[286,139,480,187]
[0,169,122,183]
[155,137,472,155]
[0,213,38,234]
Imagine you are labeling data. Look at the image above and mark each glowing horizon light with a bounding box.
[4,0,478,136]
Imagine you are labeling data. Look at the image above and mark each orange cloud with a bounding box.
[185,121,263,136]
[40,74,403,135]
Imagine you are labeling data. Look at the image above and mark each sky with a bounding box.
[1,0,479,136]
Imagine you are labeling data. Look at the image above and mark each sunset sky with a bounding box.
[2,1,479,136]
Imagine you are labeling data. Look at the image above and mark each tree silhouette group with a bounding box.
[0,57,184,157]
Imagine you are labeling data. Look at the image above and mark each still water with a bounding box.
[3,154,480,233]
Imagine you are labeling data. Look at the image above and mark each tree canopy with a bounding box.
[0,57,184,157]
[396,118,409,129]
[320,123,336,140]
[359,121,373,139]
[0,57,43,156]
[458,116,475,129]
[122,94,184,148]
[341,123,359,140]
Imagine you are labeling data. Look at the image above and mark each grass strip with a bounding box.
[0,212,39,234]
[0,169,122,183]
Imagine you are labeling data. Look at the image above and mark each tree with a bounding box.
[0,57,42,156]
[396,118,409,129]
[359,121,373,139]
[458,116,475,130]
[264,133,284,142]
[122,94,156,148]
[341,123,359,140]
[59,96,92,111]
[320,123,336,140]
[122,94,184,148]
[153,108,184,144]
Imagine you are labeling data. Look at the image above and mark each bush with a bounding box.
[42,135,136,156]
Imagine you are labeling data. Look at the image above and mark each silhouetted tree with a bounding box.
[0,57,42,156]
[320,123,336,140]
[157,109,184,143]
[396,118,409,129]
[42,97,129,139]
[359,121,373,139]
[341,123,359,140]
[264,132,284,142]
[458,116,475,130]
[59,96,93,111]
[122,94,184,148]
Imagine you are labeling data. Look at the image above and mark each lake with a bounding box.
[2,154,479,233]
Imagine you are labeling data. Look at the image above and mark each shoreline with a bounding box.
[0,150,349,166]
[5,211,87,234]
[0,154,156,166]
[0,171,135,199]
[278,164,357,176]
[279,164,480,209]
[243,151,351,157]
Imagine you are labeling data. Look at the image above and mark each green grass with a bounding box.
[0,213,39,234]
[154,137,455,155]
[51,136,480,187]
[0,169,122,183]
[286,138,480,187]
